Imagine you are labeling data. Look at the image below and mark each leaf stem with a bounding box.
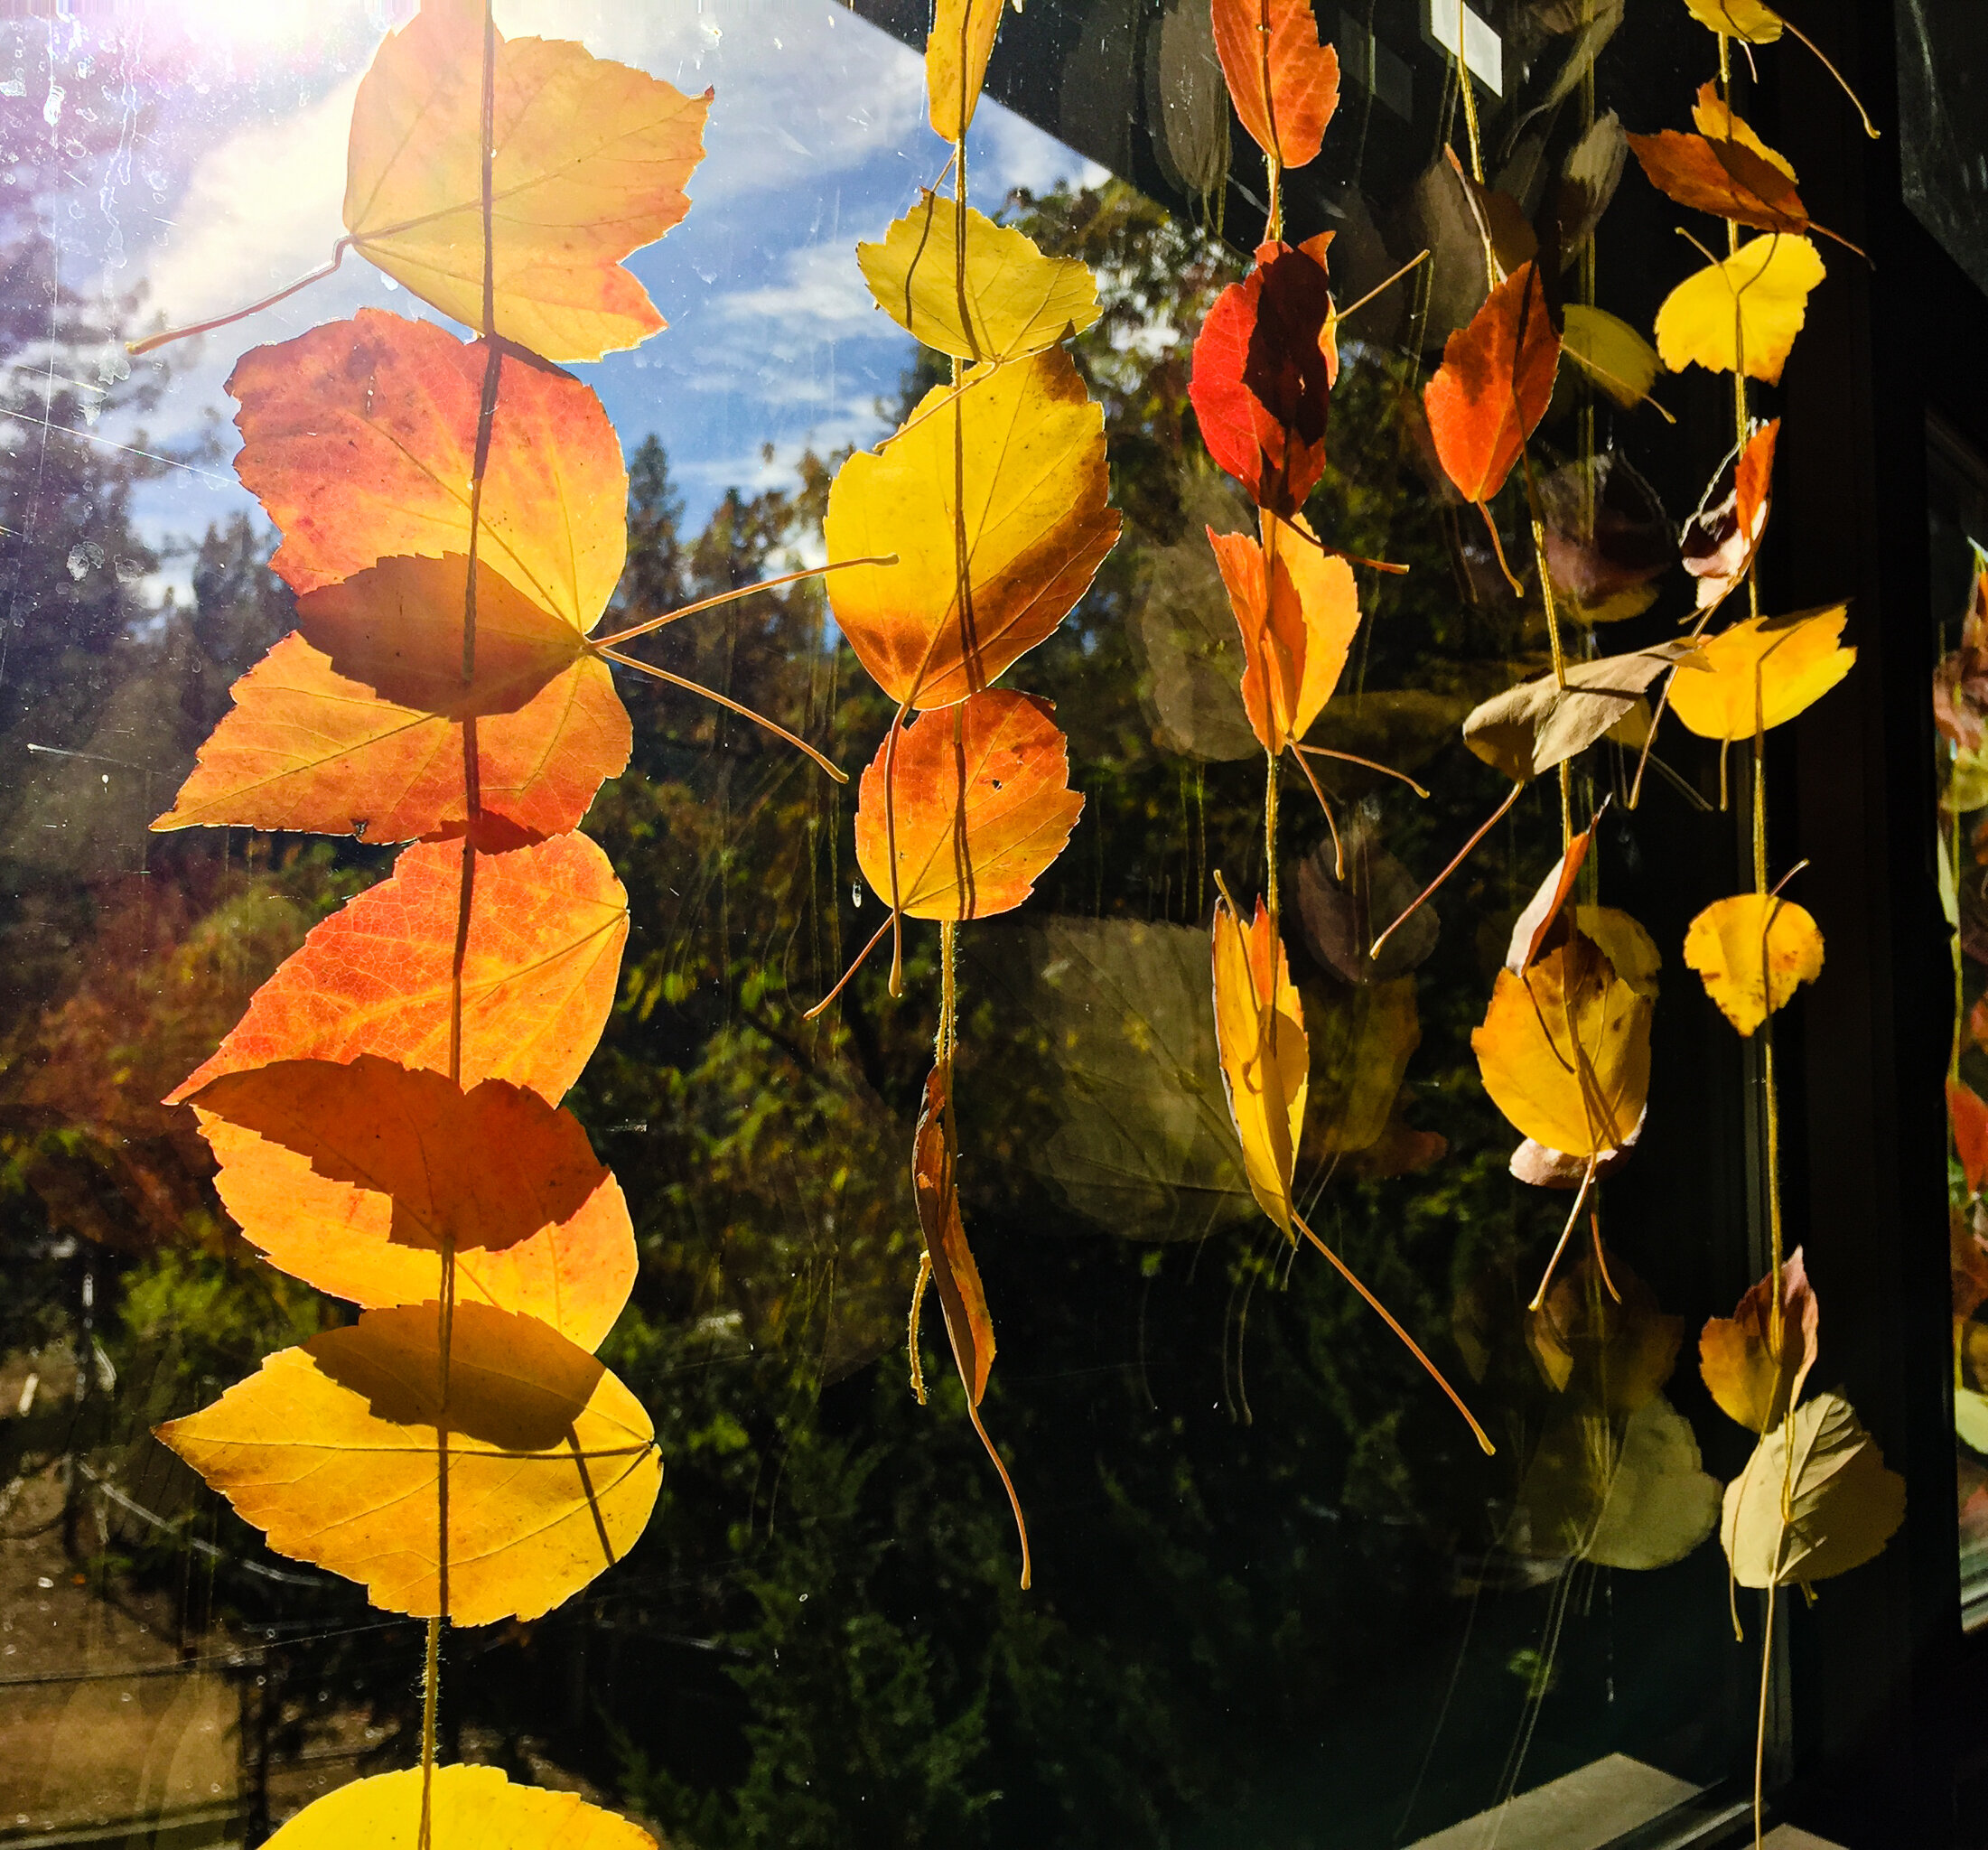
[592,556,898,649]
[597,647,846,780]
[1369,780,1523,961]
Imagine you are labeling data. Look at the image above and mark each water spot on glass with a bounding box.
[851,881,863,907]
[66,542,104,580]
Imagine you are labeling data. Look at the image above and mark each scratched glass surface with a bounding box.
[0,3,1791,1844]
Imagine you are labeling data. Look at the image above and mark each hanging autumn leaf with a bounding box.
[1505,826,1596,974]
[344,0,710,360]
[928,0,1004,140]
[229,312,626,623]
[1209,0,1341,173]
[1473,930,1652,1159]
[1951,1078,1988,1195]
[1682,419,1779,609]
[1666,604,1854,741]
[1423,261,1561,504]
[825,349,1117,710]
[1654,234,1825,385]
[1722,1391,1905,1588]
[1683,0,1785,42]
[1463,641,1703,782]
[1684,892,1825,1035]
[169,832,629,1107]
[1211,886,1308,1238]
[157,1303,660,1624]
[1627,108,1808,236]
[854,692,1083,921]
[1560,304,1663,412]
[1207,512,1358,753]
[152,633,629,845]
[856,197,1101,362]
[1700,1248,1819,1434]
[1190,240,1335,517]
[263,1765,656,1850]
[1934,571,1988,752]
[191,1055,635,1352]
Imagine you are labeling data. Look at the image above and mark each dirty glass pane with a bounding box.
[0,2,1795,1845]
[1897,0,1988,300]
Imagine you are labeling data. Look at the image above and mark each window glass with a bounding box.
[0,3,1806,1845]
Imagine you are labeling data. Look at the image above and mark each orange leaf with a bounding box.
[854,691,1083,920]
[1699,1247,1819,1434]
[1423,261,1560,504]
[1210,0,1341,172]
[192,1055,634,1352]
[1626,122,1807,236]
[1211,887,1308,1238]
[229,312,626,624]
[151,632,629,845]
[345,0,710,361]
[912,1066,994,1405]
[1953,1078,1988,1195]
[824,348,1118,710]
[168,832,628,1107]
[1682,419,1779,609]
[1505,827,1596,975]
[1208,511,1358,752]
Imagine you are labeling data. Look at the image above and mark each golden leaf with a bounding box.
[1683,0,1784,43]
[1211,890,1308,1238]
[1653,233,1825,385]
[1684,892,1825,1035]
[928,0,1003,140]
[1561,303,1662,409]
[264,1765,654,1849]
[1666,605,1853,742]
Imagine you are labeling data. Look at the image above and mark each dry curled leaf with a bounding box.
[1211,889,1308,1238]
[1682,419,1779,609]
[1210,0,1341,172]
[264,1765,656,1850]
[1654,234,1825,385]
[912,1065,994,1406]
[1666,605,1854,742]
[1721,1391,1905,1588]
[1464,641,1702,782]
[854,691,1084,921]
[1684,892,1825,1035]
[157,1303,659,1624]
[345,0,710,360]
[1699,1248,1819,1434]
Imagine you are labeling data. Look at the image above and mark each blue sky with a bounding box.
[23,0,1101,596]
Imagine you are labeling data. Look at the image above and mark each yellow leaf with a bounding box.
[1721,1392,1904,1588]
[1211,890,1308,1238]
[928,0,1004,140]
[857,196,1101,362]
[1562,303,1662,409]
[156,1303,659,1624]
[1653,233,1825,385]
[824,347,1120,709]
[1684,892,1825,1034]
[345,1,711,361]
[1666,604,1854,741]
[1683,0,1784,43]
[1574,904,1663,999]
[264,1765,655,1850]
[1472,934,1651,1158]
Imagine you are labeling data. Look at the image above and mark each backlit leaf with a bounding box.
[1653,234,1825,385]
[1423,262,1560,504]
[824,348,1118,709]
[1684,892,1825,1035]
[1207,512,1358,753]
[912,1066,994,1405]
[928,0,1003,141]
[229,312,626,623]
[856,197,1101,361]
[151,633,629,845]
[1473,931,1651,1158]
[1721,1391,1905,1588]
[854,691,1084,920]
[264,1765,655,1850]
[345,0,710,360]
[156,1303,660,1623]
[1464,642,1703,782]
[1683,0,1784,43]
[1210,0,1341,172]
[1211,889,1308,1238]
[169,832,628,1107]
[192,1055,634,1352]
[1626,116,1807,236]
[1699,1248,1819,1434]
[1666,605,1854,741]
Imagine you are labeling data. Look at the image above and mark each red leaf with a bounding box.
[1210,0,1340,172]
[1954,1077,1988,1195]
[1423,261,1560,505]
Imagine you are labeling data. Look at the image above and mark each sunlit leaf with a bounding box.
[156,1303,659,1623]
[169,832,628,1107]
[264,1765,655,1850]
[1207,512,1358,753]
[192,1055,634,1352]
[912,1066,994,1406]
[1464,641,1702,782]
[825,348,1118,709]
[1473,931,1651,1158]
[854,691,1083,920]
[1699,1248,1819,1434]
[1211,889,1308,1238]
[1666,605,1854,741]
[230,311,626,623]
[1210,0,1341,172]
[1721,1391,1905,1588]
[1574,906,1662,999]
[856,196,1101,362]
[150,633,629,845]
[1653,233,1825,385]
[928,0,1003,140]
[1684,892,1825,1035]
[1423,261,1560,504]
[345,0,709,360]
[1691,81,1797,179]
[1627,114,1807,236]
